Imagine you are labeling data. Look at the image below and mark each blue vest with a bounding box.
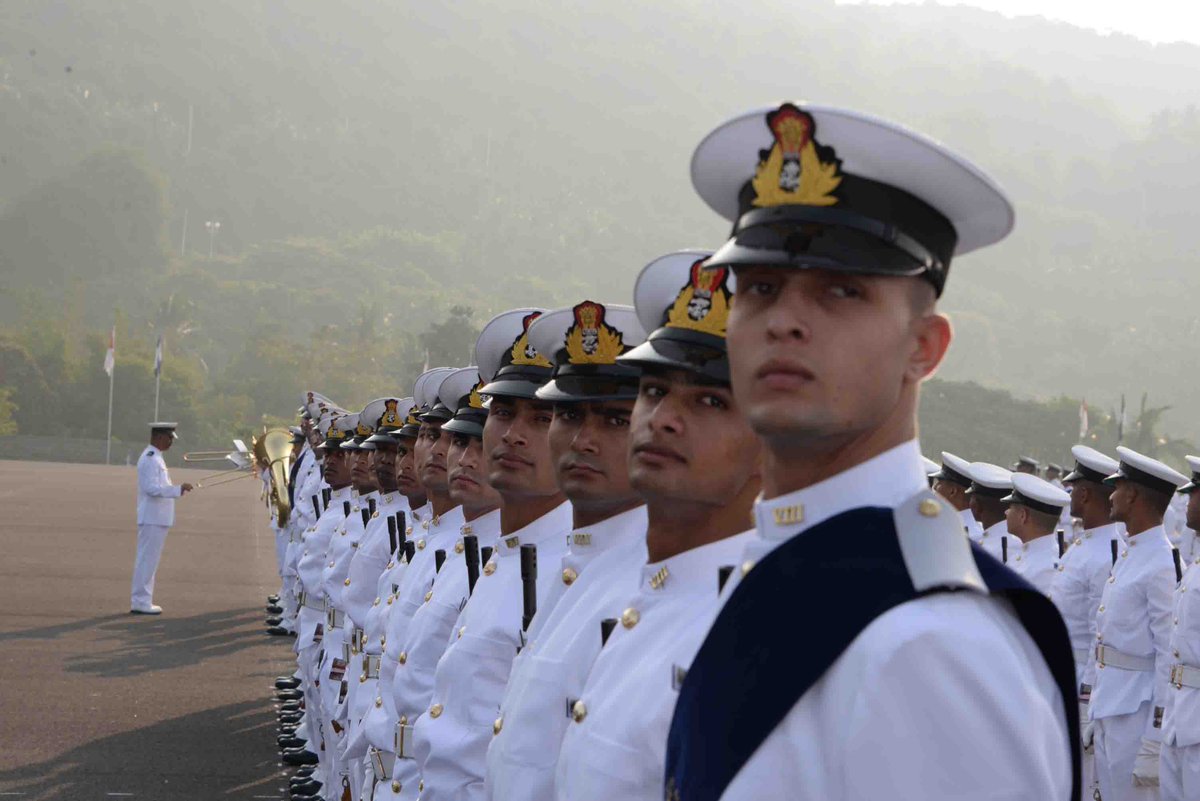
[663,505,1080,801]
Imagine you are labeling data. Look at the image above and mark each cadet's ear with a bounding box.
[905,312,952,384]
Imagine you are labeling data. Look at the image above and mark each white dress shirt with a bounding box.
[1163,558,1200,748]
[412,502,573,801]
[136,445,182,526]
[1049,522,1123,688]
[486,505,648,801]
[711,440,1071,801]
[977,519,1012,564]
[553,530,753,801]
[1011,532,1061,594]
[295,485,352,650]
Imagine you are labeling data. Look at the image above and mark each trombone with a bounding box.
[185,441,258,489]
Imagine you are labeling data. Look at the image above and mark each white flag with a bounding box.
[154,334,163,377]
[103,326,115,377]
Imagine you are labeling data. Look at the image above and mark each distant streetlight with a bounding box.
[205,220,221,257]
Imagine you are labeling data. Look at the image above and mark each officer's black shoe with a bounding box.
[281,748,319,766]
[278,700,302,712]
[277,689,303,701]
[291,780,323,798]
[267,625,292,636]
[279,714,303,726]
[268,594,280,603]
[289,769,316,786]
[278,735,306,750]
[275,676,301,690]
[266,616,284,626]
[266,604,284,614]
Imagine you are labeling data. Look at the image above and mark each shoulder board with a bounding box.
[893,489,986,594]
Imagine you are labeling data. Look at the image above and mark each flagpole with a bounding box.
[106,357,115,465]
[154,371,161,422]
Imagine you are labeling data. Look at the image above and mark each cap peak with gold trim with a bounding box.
[476,308,554,400]
[527,301,646,402]
[439,367,490,439]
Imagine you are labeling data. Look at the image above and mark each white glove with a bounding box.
[1132,737,1160,787]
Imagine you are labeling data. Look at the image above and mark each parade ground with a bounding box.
[0,460,290,800]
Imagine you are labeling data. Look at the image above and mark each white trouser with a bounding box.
[131,524,170,608]
[1095,702,1160,801]
[1161,741,1200,801]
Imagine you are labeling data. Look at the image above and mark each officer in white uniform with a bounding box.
[1089,446,1188,801]
[1004,473,1072,593]
[966,461,1015,564]
[1159,456,1200,801]
[552,250,761,801]
[485,301,649,801]
[131,422,193,614]
[663,102,1077,801]
[931,451,983,541]
[1050,445,1123,798]
[410,308,573,801]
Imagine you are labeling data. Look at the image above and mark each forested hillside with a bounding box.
[0,0,1196,462]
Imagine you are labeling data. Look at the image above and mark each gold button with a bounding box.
[391,781,401,793]
[400,715,408,725]
[493,716,503,735]
[429,703,443,718]
[454,540,465,554]
[386,561,394,570]
[359,674,366,683]
[562,568,578,586]
[1122,550,1128,558]
[484,561,497,575]
[1098,605,1105,612]
[387,596,394,605]
[458,626,466,639]
[398,651,408,664]
[741,560,755,576]
[419,781,424,793]
[344,578,351,586]
[381,635,387,647]
[424,591,433,603]
[418,539,427,550]
[571,700,587,723]
[373,597,381,606]
[375,697,382,708]
[918,498,940,517]
[621,608,640,629]
[1108,576,1115,583]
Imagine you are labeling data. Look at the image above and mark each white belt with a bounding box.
[395,722,416,759]
[363,654,383,679]
[299,592,325,612]
[1171,664,1200,689]
[326,607,346,629]
[1096,644,1153,672]
[370,747,396,781]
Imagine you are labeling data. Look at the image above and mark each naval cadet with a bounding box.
[1161,456,1200,801]
[1004,472,1072,593]
[410,308,573,801]
[553,250,761,801]
[664,101,1078,801]
[485,300,649,801]
[1050,445,1123,799]
[1015,455,1042,476]
[932,451,984,541]
[131,422,193,615]
[1089,446,1188,800]
[966,461,1015,563]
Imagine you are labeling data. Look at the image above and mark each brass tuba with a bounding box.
[253,427,294,528]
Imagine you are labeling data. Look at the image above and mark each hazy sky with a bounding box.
[837,0,1200,45]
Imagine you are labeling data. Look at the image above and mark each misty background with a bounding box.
[0,0,1196,467]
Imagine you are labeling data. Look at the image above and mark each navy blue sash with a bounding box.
[663,506,1080,801]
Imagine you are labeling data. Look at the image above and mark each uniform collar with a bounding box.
[498,501,573,557]
[565,505,647,561]
[754,439,927,542]
[1125,524,1167,547]
[329,485,353,503]
[427,504,465,536]
[1082,522,1123,541]
[460,508,502,546]
[981,520,1008,539]
[1018,532,1058,554]
[410,502,430,526]
[638,529,754,597]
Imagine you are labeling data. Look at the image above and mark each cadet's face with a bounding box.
[932,479,966,509]
[373,443,399,491]
[1109,480,1133,522]
[1187,491,1200,531]
[549,400,637,505]
[448,433,502,511]
[483,397,559,496]
[726,267,948,448]
[350,450,370,483]
[417,421,450,492]
[628,369,760,504]
[394,438,422,495]
[1003,504,1022,531]
[323,450,351,486]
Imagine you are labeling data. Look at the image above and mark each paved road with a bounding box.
[0,460,294,801]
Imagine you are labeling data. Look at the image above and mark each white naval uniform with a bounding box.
[485,506,648,801]
[131,444,183,609]
[1090,525,1175,801]
[976,519,1012,565]
[389,510,501,797]
[1160,552,1200,800]
[708,441,1071,801]
[411,502,572,801]
[553,530,753,801]
[1011,532,1061,595]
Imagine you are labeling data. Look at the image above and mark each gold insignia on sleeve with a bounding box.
[565,301,624,364]
[665,260,732,337]
[751,103,842,209]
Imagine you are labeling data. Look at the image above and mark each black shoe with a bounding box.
[266,616,284,626]
[267,625,293,636]
[281,747,319,766]
[278,701,302,712]
[279,714,303,726]
[292,779,322,795]
[289,769,316,784]
[278,735,306,750]
[266,604,284,614]
[275,676,301,690]
[277,689,303,701]
[268,594,280,603]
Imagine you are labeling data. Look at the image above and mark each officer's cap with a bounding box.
[964,462,1012,499]
[1002,473,1071,516]
[302,391,335,421]
[439,367,489,440]
[289,426,305,445]
[149,422,179,440]
[365,398,416,446]
[528,302,646,403]
[933,451,973,489]
[921,456,940,477]
[414,368,458,426]
[617,250,735,384]
[1063,445,1119,485]
[1012,455,1040,472]
[1181,455,1200,494]
[1104,446,1188,495]
[476,308,554,400]
[691,103,1013,296]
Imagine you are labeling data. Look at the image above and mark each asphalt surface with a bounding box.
[0,460,295,800]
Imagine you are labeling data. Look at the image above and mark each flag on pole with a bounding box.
[103,326,115,377]
[154,334,164,377]
[1079,399,1089,440]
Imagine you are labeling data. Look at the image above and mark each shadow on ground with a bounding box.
[0,700,290,801]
